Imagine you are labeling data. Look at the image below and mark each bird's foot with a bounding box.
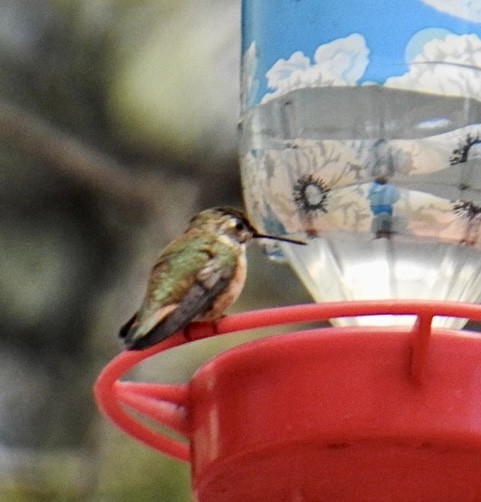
[183,318,223,342]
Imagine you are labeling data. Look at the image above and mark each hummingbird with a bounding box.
[119,206,305,350]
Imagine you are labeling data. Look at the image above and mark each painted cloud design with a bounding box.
[263,33,369,102]
[422,0,481,22]
[241,41,259,110]
[385,34,481,99]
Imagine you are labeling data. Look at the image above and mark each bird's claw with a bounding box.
[183,318,223,342]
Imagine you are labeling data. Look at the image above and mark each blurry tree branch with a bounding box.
[0,100,158,212]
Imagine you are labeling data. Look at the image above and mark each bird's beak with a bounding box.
[253,233,307,245]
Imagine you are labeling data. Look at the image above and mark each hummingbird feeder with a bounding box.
[95,1,481,499]
[94,300,481,501]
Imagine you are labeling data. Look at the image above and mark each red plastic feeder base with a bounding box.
[94,301,481,501]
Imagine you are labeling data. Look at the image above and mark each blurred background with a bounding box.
[0,0,310,500]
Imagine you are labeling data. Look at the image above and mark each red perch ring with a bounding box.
[94,300,481,501]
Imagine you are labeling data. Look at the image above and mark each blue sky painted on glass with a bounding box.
[242,0,481,105]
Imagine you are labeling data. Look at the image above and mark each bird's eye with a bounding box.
[235,221,245,231]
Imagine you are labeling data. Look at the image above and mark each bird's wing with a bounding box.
[121,233,235,350]
[118,312,137,339]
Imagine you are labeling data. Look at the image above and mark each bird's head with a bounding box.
[189,207,306,246]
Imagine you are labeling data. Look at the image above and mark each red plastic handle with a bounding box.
[94,332,192,461]
[94,300,481,462]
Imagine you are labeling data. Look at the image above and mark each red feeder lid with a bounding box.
[94,300,481,501]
